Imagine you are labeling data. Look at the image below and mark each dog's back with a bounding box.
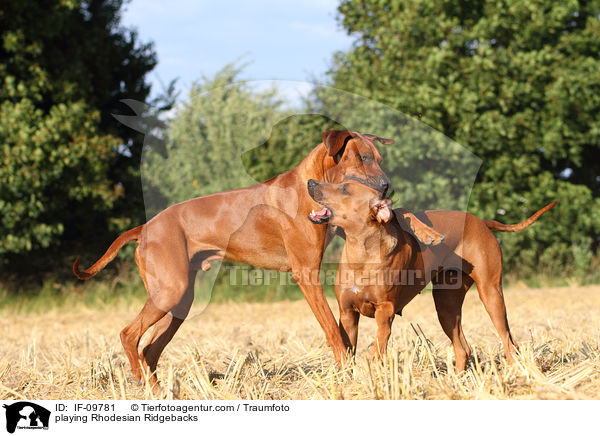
[406,203,555,282]
[401,210,503,286]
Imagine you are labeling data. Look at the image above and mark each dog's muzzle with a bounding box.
[343,176,391,198]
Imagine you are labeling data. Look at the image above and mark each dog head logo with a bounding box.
[3,402,50,433]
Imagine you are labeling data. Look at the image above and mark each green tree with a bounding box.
[331,0,600,278]
[142,63,286,214]
[0,0,157,276]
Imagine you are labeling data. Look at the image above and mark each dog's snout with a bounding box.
[307,179,322,200]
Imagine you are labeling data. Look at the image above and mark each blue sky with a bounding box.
[121,0,353,98]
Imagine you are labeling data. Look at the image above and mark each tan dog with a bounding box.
[73,130,443,387]
[307,179,556,369]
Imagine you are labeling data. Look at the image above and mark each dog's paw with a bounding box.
[127,375,143,386]
[412,225,445,246]
[397,211,445,246]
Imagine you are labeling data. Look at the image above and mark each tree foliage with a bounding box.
[0,0,156,274]
[141,64,285,214]
[330,0,600,277]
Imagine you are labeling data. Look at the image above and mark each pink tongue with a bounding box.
[310,207,331,220]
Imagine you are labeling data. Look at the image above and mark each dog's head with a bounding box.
[321,130,393,198]
[307,179,393,233]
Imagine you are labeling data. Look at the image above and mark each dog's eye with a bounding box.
[340,185,350,195]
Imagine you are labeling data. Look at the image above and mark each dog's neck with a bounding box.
[343,219,402,267]
[295,143,336,183]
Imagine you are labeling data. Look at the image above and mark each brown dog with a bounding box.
[307,179,556,370]
[73,130,443,386]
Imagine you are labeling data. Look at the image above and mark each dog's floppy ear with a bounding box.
[322,130,352,161]
[363,133,394,145]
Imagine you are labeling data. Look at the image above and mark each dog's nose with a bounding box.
[380,180,390,196]
[307,179,317,189]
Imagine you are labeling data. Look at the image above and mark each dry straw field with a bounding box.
[1,285,599,400]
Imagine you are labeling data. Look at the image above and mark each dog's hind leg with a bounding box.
[433,272,473,372]
[473,275,519,365]
[120,300,168,383]
[121,237,191,384]
[138,315,184,388]
[468,234,518,365]
[139,270,196,387]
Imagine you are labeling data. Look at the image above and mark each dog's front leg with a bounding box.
[370,302,395,360]
[281,218,348,365]
[339,310,360,354]
[292,267,348,364]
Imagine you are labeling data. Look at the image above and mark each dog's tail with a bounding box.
[73,225,143,279]
[483,201,557,233]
